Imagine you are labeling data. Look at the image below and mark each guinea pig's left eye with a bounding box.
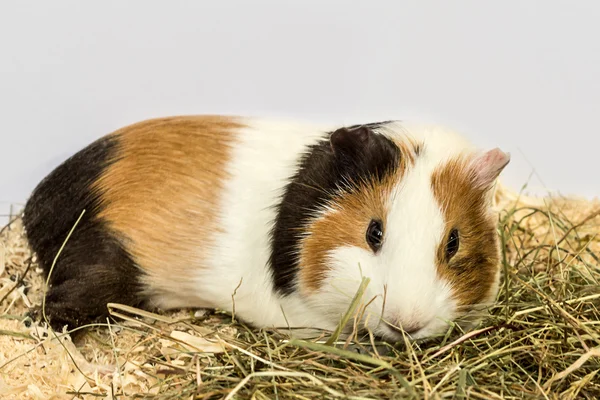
[446,229,460,260]
[366,219,384,252]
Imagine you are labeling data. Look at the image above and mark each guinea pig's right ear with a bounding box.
[471,147,511,189]
[329,125,371,158]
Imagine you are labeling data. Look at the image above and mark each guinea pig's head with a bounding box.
[278,121,510,342]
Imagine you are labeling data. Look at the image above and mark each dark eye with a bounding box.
[366,219,383,252]
[446,229,460,260]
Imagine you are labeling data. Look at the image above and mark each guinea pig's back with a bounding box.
[22,115,330,328]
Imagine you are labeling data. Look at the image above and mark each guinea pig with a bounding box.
[22,115,510,342]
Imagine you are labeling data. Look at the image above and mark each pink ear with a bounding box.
[471,148,511,188]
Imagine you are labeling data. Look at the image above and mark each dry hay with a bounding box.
[1,184,599,399]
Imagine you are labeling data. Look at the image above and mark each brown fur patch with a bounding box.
[92,115,242,294]
[298,138,421,293]
[431,155,502,308]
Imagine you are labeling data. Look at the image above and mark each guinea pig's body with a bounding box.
[23,115,510,342]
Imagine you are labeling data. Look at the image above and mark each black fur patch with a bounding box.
[268,122,401,295]
[22,135,145,330]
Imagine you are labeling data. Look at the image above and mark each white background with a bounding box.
[1,1,599,219]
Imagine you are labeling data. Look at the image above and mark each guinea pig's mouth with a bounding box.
[372,308,490,344]
[379,320,426,342]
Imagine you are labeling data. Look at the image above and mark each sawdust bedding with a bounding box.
[0,186,599,399]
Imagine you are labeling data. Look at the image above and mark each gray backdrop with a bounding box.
[1,1,598,220]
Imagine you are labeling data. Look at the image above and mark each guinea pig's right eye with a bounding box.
[446,229,460,260]
[366,219,384,252]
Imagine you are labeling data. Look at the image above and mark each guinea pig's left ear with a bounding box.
[329,125,371,157]
[470,147,511,189]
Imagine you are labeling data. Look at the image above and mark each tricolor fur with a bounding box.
[23,116,509,342]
